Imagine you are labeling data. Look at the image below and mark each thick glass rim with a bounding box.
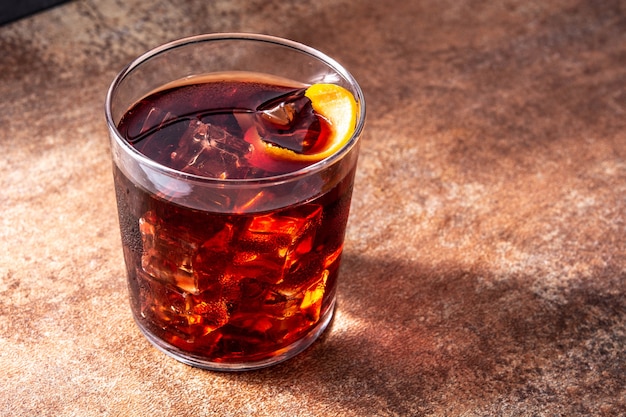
[104,32,365,186]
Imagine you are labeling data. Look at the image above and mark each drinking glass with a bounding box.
[105,33,365,371]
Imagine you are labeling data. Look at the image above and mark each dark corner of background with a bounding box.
[0,0,70,26]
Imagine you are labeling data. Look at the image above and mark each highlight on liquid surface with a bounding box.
[113,72,358,365]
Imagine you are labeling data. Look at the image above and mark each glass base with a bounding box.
[133,299,336,371]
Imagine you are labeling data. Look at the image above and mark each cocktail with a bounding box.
[105,34,365,370]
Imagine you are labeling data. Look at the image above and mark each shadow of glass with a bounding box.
[176,1,626,414]
[216,252,625,415]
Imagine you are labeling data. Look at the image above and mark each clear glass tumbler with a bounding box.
[105,33,365,371]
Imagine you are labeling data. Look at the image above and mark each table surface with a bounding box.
[1,1,625,416]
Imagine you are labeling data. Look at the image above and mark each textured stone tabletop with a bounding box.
[1,1,625,416]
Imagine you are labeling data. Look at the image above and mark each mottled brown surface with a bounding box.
[1,0,625,416]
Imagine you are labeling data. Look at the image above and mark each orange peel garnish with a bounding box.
[249,83,358,163]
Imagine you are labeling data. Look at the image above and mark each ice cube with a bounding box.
[299,269,329,322]
[169,119,252,179]
[262,288,301,319]
[193,223,236,292]
[255,88,321,154]
[227,279,295,333]
[227,272,327,342]
[278,252,326,296]
[139,210,204,294]
[138,272,229,341]
[233,279,298,319]
[234,204,323,284]
[183,291,230,336]
[274,251,330,324]
[137,268,188,328]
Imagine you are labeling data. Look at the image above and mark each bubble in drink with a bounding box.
[113,72,357,365]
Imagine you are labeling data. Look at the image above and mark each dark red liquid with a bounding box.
[114,74,355,364]
[117,75,332,179]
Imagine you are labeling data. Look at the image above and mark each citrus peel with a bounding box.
[251,83,358,163]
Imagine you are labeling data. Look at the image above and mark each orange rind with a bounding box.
[249,83,358,163]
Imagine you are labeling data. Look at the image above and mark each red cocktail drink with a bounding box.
[106,35,364,370]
